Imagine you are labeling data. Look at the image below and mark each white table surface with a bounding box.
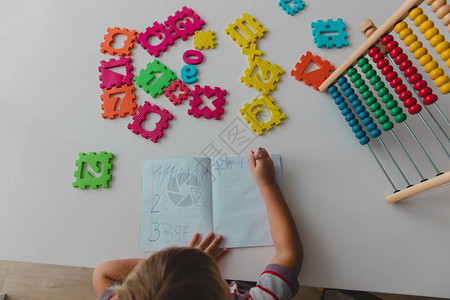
[1,0,449,298]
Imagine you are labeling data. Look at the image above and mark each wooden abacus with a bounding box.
[319,0,450,203]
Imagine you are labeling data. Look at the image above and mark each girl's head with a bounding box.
[111,247,229,300]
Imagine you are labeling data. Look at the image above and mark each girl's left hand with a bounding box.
[189,232,229,261]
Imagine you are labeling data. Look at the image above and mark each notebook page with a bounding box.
[211,155,284,248]
[140,157,213,252]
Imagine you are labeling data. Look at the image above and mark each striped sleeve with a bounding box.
[248,264,299,300]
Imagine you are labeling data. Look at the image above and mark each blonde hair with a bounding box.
[111,247,229,300]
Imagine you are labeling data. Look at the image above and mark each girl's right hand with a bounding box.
[248,148,276,188]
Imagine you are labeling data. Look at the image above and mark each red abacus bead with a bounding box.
[390,77,402,88]
[395,84,407,94]
[373,52,384,63]
[418,87,432,98]
[377,59,389,69]
[413,80,427,91]
[385,41,399,53]
[368,47,380,57]
[404,66,418,78]
[381,35,393,45]
[394,53,407,64]
[399,59,412,71]
[423,93,437,105]
[381,65,393,75]
[404,97,417,108]
[408,73,422,84]
[408,104,422,114]
[399,90,412,101]
[389,47,403,58]
[385,71,398,82]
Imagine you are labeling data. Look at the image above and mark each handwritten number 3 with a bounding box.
[149,222,160,242]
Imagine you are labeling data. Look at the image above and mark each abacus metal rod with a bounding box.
[377,137,412,186]
[417,113,450,159]
[367,143,399,191]
[434,105,450,127]
[389,130,426,180]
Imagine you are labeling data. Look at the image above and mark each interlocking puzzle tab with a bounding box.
[163,79,191,106]
[99,57,134,89]
[188,85,227,120]
[311,18,348,49]
[100,27,137,56]
[101,85,137,119]
[136,22,176,57]
[133,60,176,98]
[278,0,305,16]
[193,30,216,50]
[72,152,114,189]
[224,13,267,48]
[239,95,286,135]
[241,58,284,94]
[127,101,173,143]
[291,51,335,90]
[164,6,205,41]
[242,42,263,62]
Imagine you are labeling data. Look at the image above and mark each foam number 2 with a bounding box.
[181,65,198,84]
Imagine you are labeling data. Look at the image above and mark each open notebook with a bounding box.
[139,155,284,252]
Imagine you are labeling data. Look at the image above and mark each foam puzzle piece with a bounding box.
[181,65,198,84]
[183,50,203,65]
[136,22,176,57]
[187,85,227,120]
[278,0,305,16]
[164,6,205,41]
[101,85,137,119]
[163,79,191,105]
[240,58,284,94]
[311,18,348,49]
[100,27,137,56]
[133,60,176,98]
[290,51,335,90]
[239,95,286,135]
[193,30,216,50]
[224,13,267,48]
[242,42,263,62]
[99,57,134,89]
[72,151,114,189]
[127,101,173,143]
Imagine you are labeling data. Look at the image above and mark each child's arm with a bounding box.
[248,148,303,277]
[92,258,142,298]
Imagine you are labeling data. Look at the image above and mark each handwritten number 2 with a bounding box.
[151,195,160,213]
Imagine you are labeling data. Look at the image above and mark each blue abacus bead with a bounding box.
[344,88,354,97]
[359,111,369,120]
[352,100,363,109]
[355,130,366,139]
[331,91,341,99]
[370,128,382,138]
[328,86,337,94]
[359,136,370,145]
[366,122,377,132]
[352,124,362,133]
[348,94,357,101]
[334,96,345,105]
[345,113,355,122]
[337,77,347,86]
[338,102,348,110]
[341,82,351,91]
[349,119,359,127]
[341,107,351,116]
[362,116,373,126]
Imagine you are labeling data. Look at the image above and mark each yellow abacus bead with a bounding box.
[399,28,413,40]
[440,82,450,94]
[430,67,444,79]
[394,21,407,34]
[419,20,434,33]
[435,41,449,54]
[409,40,423,52]
[409,7,424,20]
[435,75,449,87]
[424,60,438,73]
[419,54,433,66]
[414,47,428,59]
[416,15,429,27]
[442,49,450,61]
[424,27,439,40]
[404,33,418,46]
[430,34,445,46]
[447,59,450,68]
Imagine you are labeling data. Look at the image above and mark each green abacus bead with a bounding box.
[369,75,381,85]
[378,115,390,124]
[365,69,376,79]
[377,87,389,97]
[390,106,403,116]
[361,64,373,74]
[350,73,361,83]
[373,81,385,91]
[357,57,369,67]
[394,113,407,123]
[386,100,398,110]
[370,103,381,112]
[373,109,386,118]
[365,96,377,106]
[382,121,394,131]
[382,93,393,103]
[358,85,369,94]
[347,68,357,77]
[354,79,365,88]
[362,90,373,100]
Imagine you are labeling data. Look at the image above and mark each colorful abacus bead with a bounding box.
[328,84,370,145]
[425,0,450,32]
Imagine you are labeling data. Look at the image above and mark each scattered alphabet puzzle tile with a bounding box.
[242,42,263,62]
[291,51,335,90]
[240,58,283,94]
[188,85,227,120]
[101,85,137,119]
[239,95,286,135]
[99,57,134,89]
[127,101,173,143]
[72,152,114,189]
[225,13,267,48]
[311,18,348,49]
[278,0,305,16]
[136,22,176,58]
[164,6,205,41]
[100,27,137,56]
[133,60,176,98]
[193,30,216,50]
[163,79,191,106]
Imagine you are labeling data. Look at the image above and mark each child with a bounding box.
[93,148,303,300]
